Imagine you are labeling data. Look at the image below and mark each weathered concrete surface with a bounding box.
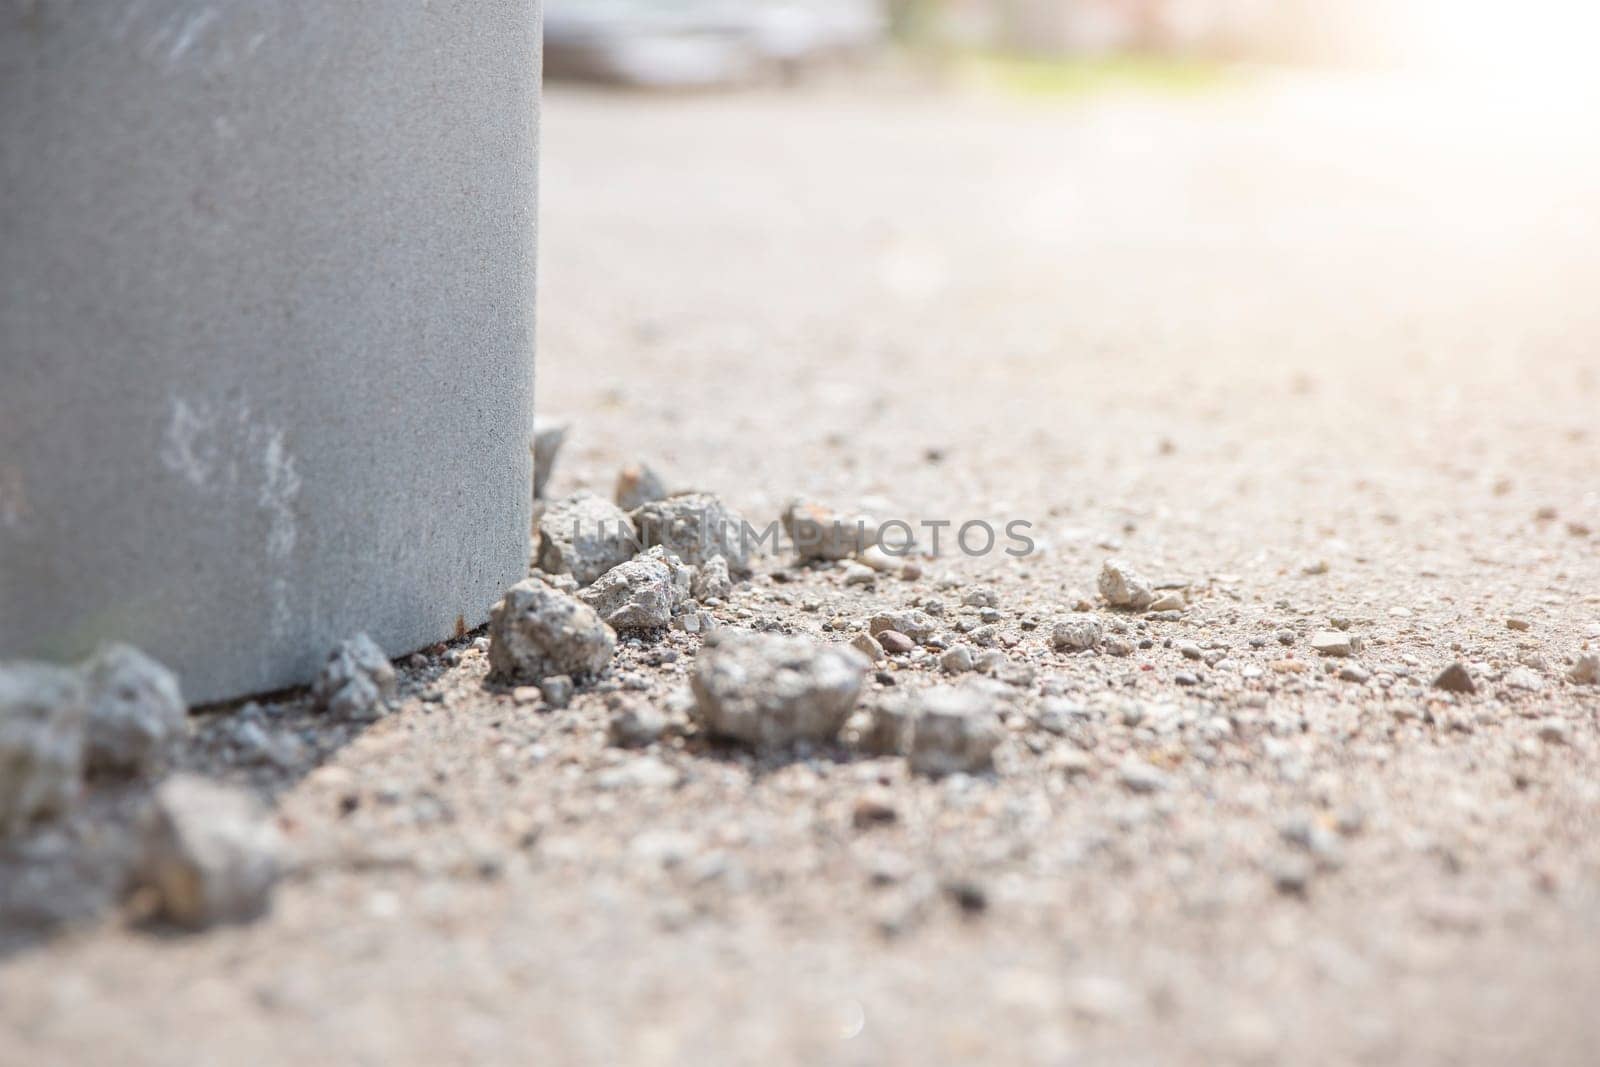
[0,2,541,702]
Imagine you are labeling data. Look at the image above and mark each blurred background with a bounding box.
[544,0,1600,86]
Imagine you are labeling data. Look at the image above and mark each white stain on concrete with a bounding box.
[160,393,302,634]
[165,7,219,65]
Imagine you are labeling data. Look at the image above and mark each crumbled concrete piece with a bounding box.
[615,461,669,511]
[869,609,938,644]
[974,649,1009,675]
[540,675,575,708]
[635,545,695,605]
[531,419,569,501]
[536,492,639,587]
[961,587,999,609]
[1309,631,1355,658]
[311,633,396,722]
[578,558,675,632]
[138,775,282,929]
[0,664,87,836]
[689,633,865,747]
[81,644,185,774]
[850,632,885,663]
[855,696,915,755]
[691,554,731,601]
[1052,615,1102,652]
[608,701,666,747]
[488,579,617,683]
[877,630,915,656]
[1569,654,1599,685]
[842,562,876,586]
[1147,591,1187,612]
[1098,559,1156,611]
[940,645,974,674]
[782,499,877,561]
[634,493,753,575]
[1432,662,1476,694]
[908,686,1001,776]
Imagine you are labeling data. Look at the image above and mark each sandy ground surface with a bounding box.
[5,74,1600,1065]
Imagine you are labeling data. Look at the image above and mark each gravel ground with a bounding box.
[4,75,1600,1065]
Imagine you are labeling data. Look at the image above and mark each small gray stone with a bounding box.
[856,696,916,756]
[1432,662,1476,694]
[311,634,396,722]
[578,558,675,632]
[690,633,866,747]
[614,461,669,511]
[0,663,87,836]
[939,645,974,675]
[850,632,885,663]
[842,562,877,586]
[961,587,999,609]
[138,775,282,929]
[1309,631,1355,657]
[908,685,1001,776]
[634,493,753,574]
[488,579,617,683]
[536,492,639,587]
[81,644,186,775]
[608,701,667,747]
[782,499,877,561]
[540,675,575,709]
[1098,559,1156,611]
[973,649,1009,676]
[1338,664,1371,684]
[531,418,569,501]
[691,554,732,601]
[1051,615,1103,652]
[1569,654,1599,685]
[1148,591,1187,612]
[1177,640,1203,661]
[869,609,938,644]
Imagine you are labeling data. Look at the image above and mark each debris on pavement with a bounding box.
[536,492,640,586]
[1098,559,1156,611]
[578,557,676,632]
[531,418,570,501]
[782,498,877,561]
[82,644,186,775]
[1051,615,1103,652]
[0,663,87,836]
[137,774,283,929]
[907,685,1001,776]
[689,632,866,747]
[633,492,753,574]
[615,462,669,511]
[311,633,396,722]
[488,578,617,683]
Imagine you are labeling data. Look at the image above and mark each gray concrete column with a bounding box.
[1,1,541,703]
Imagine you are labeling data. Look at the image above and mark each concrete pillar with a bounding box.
[1,2,541,703]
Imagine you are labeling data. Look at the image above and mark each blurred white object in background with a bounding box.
[545,0,887,86]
